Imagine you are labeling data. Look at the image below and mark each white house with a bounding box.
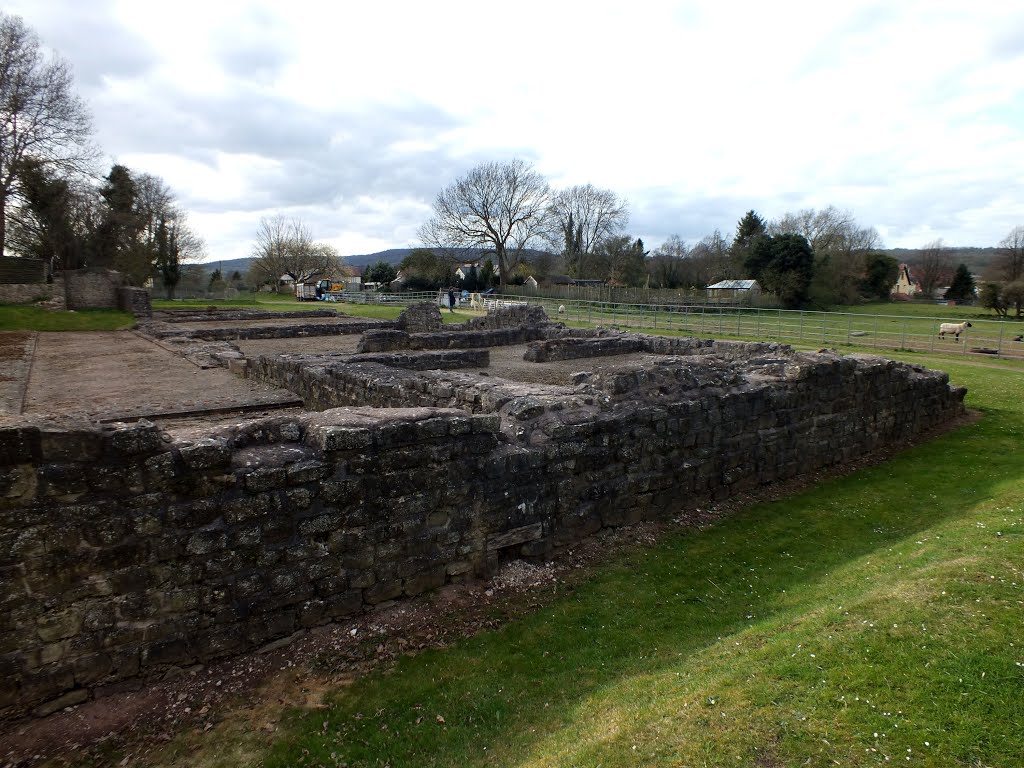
[455,263,482,281]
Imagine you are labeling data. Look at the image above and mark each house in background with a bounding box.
[891,263,918,297]
[705,279,761,303]
[455,263,482,281]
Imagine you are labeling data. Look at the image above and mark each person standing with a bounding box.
[447,287,456,313]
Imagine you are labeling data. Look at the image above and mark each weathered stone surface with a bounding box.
[0,330,968,720]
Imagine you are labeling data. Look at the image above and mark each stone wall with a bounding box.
[118,287,152,318]
[0,341,967,718]
[64,269,123,311]
[0,284,56,306]
[0,258,45,285]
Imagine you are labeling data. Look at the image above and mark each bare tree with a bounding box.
[772,205,883,304]
[249,214,341,286]
[649,235,689,288]
[914,239,953,298]
[689,229,734,285]
[417,159,551,287]
[549,184,628,278]
[0,12,96,256]
[996,225,1024,282]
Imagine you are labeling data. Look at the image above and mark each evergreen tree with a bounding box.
[745,233,814,308]
[154,216,182,299]
[944,264,976,303]
[730,210,767,272]
[859,252,899,300]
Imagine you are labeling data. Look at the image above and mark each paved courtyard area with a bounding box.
[0,330,300,423]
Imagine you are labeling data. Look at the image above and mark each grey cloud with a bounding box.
[14,0,157,90]
[211,7,295,81]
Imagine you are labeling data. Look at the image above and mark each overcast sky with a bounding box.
[10,0,1024,261]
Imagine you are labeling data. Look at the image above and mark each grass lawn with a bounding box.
[0,305,135,331]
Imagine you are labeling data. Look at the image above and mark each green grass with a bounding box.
[245,359,1024,768]
[0,305,135,331]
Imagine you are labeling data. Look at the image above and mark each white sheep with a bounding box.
[557,304,567,316]
[938,321,972,339]
[470,293,483,310]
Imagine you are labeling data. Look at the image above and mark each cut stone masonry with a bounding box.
[0,303,967,719]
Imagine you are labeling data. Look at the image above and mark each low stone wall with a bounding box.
[0,337,968,719]
[118,287,152,318]
[395,302,443,333]
[525,336,644,362]
[357,326,550,353]
[0,284,57,306]
[152,309,342,323]
[145,321,389,342]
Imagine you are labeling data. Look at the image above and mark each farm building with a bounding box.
[705,279,761,303]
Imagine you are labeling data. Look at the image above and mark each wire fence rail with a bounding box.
[451,293,1024,361]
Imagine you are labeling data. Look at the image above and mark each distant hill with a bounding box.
[193,257,255,275]
[198,248,513,274]
[882,247,999,274]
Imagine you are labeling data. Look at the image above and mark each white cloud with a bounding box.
[8,0,1024,259]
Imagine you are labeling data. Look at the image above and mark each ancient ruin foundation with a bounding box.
[0,303,966,718]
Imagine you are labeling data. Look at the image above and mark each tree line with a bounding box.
[414,160,897,308]
[414,159,1024,311]
[0,12,204,295]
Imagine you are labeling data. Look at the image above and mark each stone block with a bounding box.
[33,688,89,717]
[106,421,164,457]
[36,609,83,643]
[364,579,403,604]
[38,429,104,463]
[403,567,446,596]
[0,426,40,465]
[179,438,232,470]
[308,425,372,452]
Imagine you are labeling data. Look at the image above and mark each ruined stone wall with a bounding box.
[118,287,152,318]
[64,269,123,310]
[0,284,57,305]
[0,345,966,718]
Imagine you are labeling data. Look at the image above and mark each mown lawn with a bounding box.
[200,358,1020,768]
[0,305,135,331]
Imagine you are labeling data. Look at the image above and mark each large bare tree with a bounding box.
[0,12,95,256]
[249,214,341,286]
[418,159,551,287]
[549,184,628,278]
[913,239,953,298]
[996,225,1024,282]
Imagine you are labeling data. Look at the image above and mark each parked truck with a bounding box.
[295,280,346,300]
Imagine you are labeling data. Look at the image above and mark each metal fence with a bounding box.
[323,291,1021,359]
[470,294,1024,360]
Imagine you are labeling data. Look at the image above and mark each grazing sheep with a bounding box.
[1014,335,1023,342]
[938,321,972,339]
[558,304,567,316]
